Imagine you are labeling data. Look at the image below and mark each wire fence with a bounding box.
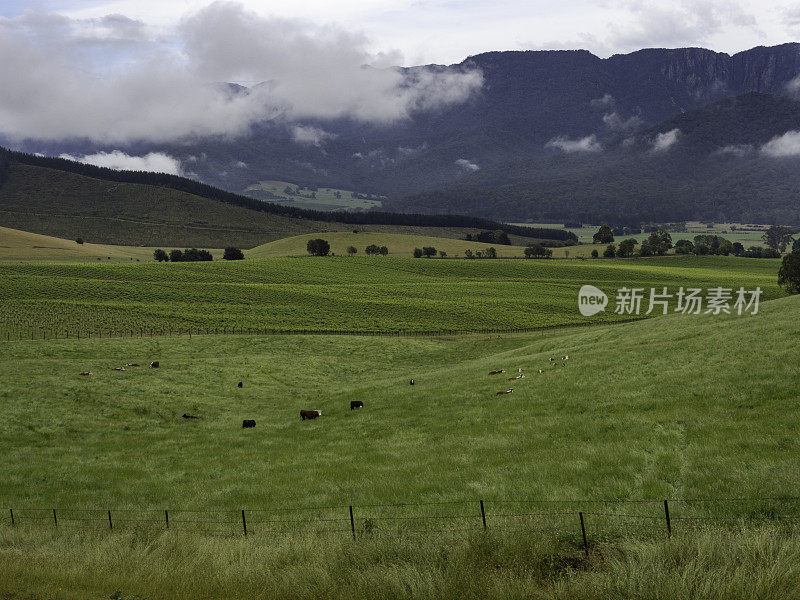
[5,497,800,547]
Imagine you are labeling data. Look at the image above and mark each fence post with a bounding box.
[242,510,247,536]
[480,500,487,530]
[53,508,58,527]
[579,512,588,557]
[664,499,672,538]
[108,510,113,530]
[165,509,169,529]
[9,508,14,526]
[349,506,356,540]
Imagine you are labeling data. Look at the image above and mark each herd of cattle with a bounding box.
[78,356,570,428]
[490,355,569,396]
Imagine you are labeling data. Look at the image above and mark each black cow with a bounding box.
[237,381,243,388]
[242,419,256,428]
[410,379,415,385]
[350,400,364,410]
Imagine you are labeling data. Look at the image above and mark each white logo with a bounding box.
[578,285,608,316]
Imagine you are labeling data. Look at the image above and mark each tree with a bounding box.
[413,248,423,258]
[524,244,552,258]
[646,229,672,255]
[379,246,388,256]
[439,250,447,258]
[486,247,497,259]
[75,237,84,244]
[464,249,474,259]
[732,242,745,256]
[223,247,244,260]
[778,251,800,293]
[762,226,795,252]
[674,240,694,254]
[591,249,599,258]
[153,249,168,262]
[306,238,330,256]
[593,224,614,244]
[422,246,437,258]
[169,249,183,262]
[603,244,616,258]
[616,238,637,258]
[794,238,800,253]
[346,246,357,256]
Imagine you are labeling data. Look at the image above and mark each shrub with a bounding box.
[413,248,423,258]
[524,244,552,259]
[591,249,599,258]
[169,249,183,262]
[379,246,388,256]
[223,247,244,260]
[153,249,169,262]
[75,237,84,245]
[778,250,800,293]
[603,244,616,258]
[346,246,357,256]
[422,246,437,258]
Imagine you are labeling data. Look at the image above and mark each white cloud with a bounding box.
[455,158,479,171]
[0,2,482,143]
[546,134,603,153]
[714,144,753,157]
[290,125,337,146]
[760,130,800,157]
[591,93,615,107]
[602,111,643,131]
[59,150,183,174]
[651,128,680,152]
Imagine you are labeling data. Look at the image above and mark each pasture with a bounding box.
[1,293,799,598]
[243,180,384,211]
[0,255,784,338]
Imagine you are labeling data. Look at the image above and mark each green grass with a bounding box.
[0,255,784,337]
[243,180,384,211]
[1,293,800,598]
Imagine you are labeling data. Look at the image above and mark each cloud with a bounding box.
[59,150,182,174]
[650,128,680,152]
[602,111,643,132]
[290,125,337,146]
[455,158,479,172]
[546,134,603,153]
[0,2,482,143]
[591,94,615,107]
[760,131,800,157]
[714,144,754,157]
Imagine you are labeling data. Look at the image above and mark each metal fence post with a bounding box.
[664,499,672,538]
[53,508,57,527]
[9,508,14,526]
[480,500,487,530]
[349,506,356,540]
[108,510,113,530]
[579,512,588,557]
[165,509,169,529]
[242,510,247,536]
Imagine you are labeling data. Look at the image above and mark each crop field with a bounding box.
[0,255,783,339]
[1,293,799,598]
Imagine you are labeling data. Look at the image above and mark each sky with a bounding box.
[1,0,795,66]
[0,1,797,147]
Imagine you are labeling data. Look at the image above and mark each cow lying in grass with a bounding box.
[300,409,323,420]
[350,401,364,410]
[125,363,140,367]
[508,373,525,380]
[112,367,125,371]
[242,419,256,428]
[79,372,92,376]
[489,369,506,375]
[496,388,514,396]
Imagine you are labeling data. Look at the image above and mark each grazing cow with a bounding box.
[496,388,514,396]
[79,371,92,376]
[125,363,140,367]
[548,357,555,362]
[237,381,243,388]
[242,419,256,428]
[538,369,544,374]
[410,379,415,385]
[113,367,125,371]
[508,373,525,380]
[488,369,506,375]
[562,355,569,360]
[150,361,159,368]
[350,400,364,410]
[182,413,200,419]
[300,409,323,420]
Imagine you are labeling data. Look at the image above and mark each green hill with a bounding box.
[1,288,799,598]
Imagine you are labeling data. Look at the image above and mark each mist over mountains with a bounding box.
[7,42,800,223]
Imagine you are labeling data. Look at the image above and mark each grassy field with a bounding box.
[0,226,210,263]
[0,255,783,337]
[514,221,775,247]
[243,180,384,211]
[1,292,799,598]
